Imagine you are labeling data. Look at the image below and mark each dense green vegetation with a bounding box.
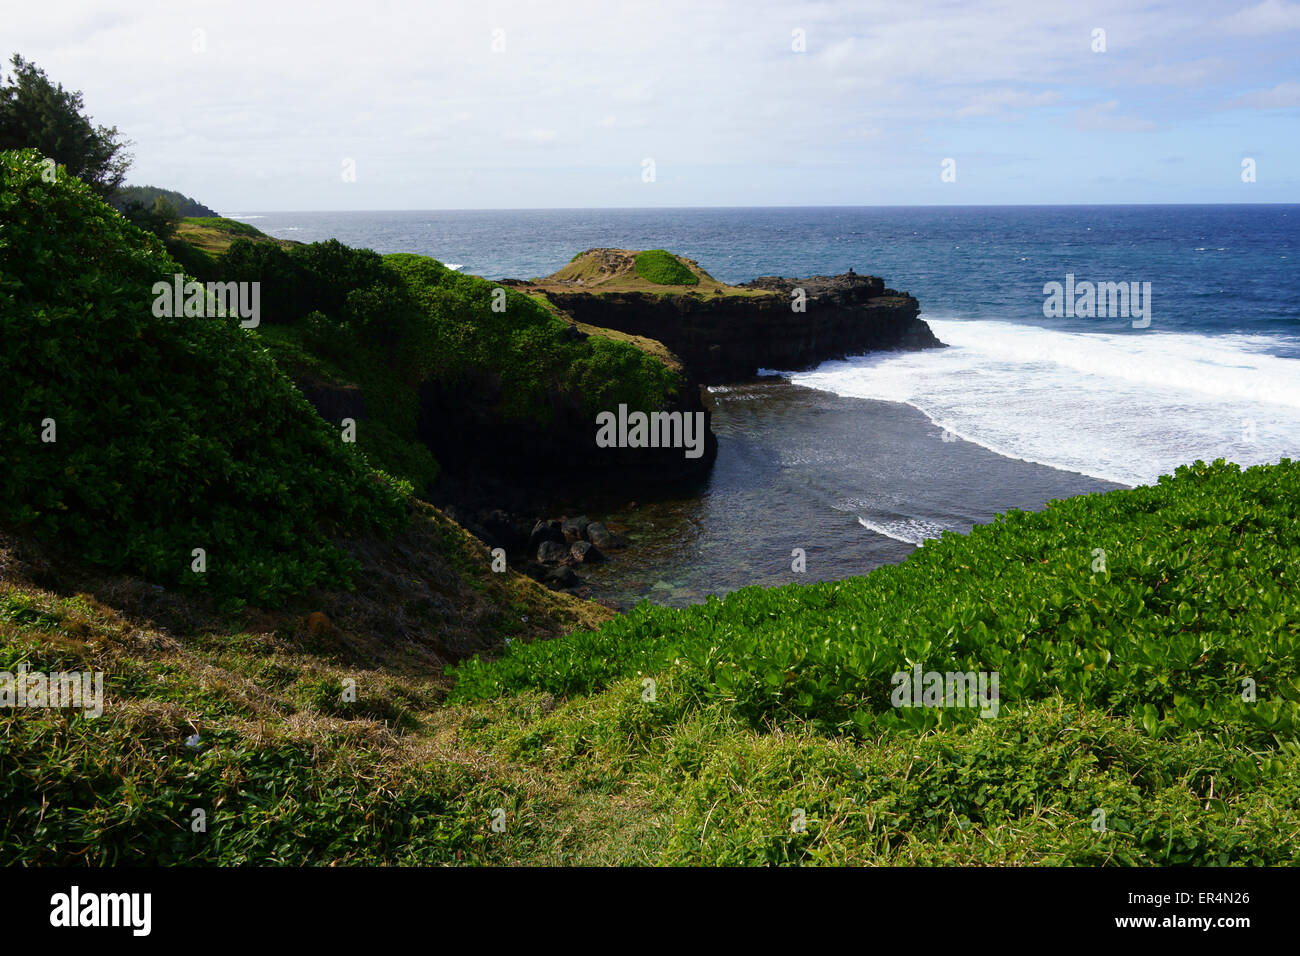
[3,58,1296,863]
[113,185,218,218]
[438,458,1300,863]
[217,239,682,490]
[386,253,682,421]
[452,458,1300,740]
[0,149,406,606]
[0,504,612,865]
[4,459,1297,865]
[168,216,292,283]
[1,138,687,602]
[118,194,181,241]
[633,248,699,286]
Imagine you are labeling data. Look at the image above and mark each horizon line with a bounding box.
[217,200,1300,215]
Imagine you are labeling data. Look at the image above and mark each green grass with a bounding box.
[173,217,288,258]
[1,149,407,606]
[449,459,1300,743]
[454,457,1300,864]
[0,628,499,865]
[182,216,265,237]
[0,497,612,866]
[633,249,700,286]
[3,459,1299,865]
[536,249,768,295]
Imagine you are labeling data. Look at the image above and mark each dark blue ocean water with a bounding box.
[233,206,1300,608]
[235,205,1300,345]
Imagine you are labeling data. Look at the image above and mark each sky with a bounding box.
[5,0,1299,210]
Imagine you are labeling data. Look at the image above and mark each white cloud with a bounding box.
[1224,0,1300,34]
[1225,81,1300,108]
[1,0,1293,207]
[505,128,562,145]
[1131,58,1222,86]
[956,89,1061,118]
[1073,100,1157,132]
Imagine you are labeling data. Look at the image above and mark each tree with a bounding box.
[0,54,131,198]
[120,195,180,240]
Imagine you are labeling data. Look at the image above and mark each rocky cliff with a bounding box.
[526,252,943,384]
[416,360,717,501]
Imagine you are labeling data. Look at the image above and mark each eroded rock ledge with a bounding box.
[523,258,943,384]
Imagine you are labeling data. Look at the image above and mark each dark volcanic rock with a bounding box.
[570,540,603,563]
[529,520,565,554]
[536,539,568,563]
[418,366,718,496]
[418,264,934,516]
[542,271,941,384]
[562,515,591,542]
[586,522,625,550]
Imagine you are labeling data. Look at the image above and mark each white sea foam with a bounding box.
[856,515,948,544]
[787,318,1300,488]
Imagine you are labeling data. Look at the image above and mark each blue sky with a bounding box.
[7,0,1299,209]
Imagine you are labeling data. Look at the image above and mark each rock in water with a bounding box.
[571,541,604,563]
[562,515,591,542]
[529,520,565,554]
[586,522,626,549]
[537,540,568,563]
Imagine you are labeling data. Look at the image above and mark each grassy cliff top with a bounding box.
[175,216,296,255]
[531,248,771,296]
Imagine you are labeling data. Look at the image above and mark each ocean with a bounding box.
[232,206,1300,608]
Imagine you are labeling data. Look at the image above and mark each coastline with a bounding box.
[568,379,1124,610]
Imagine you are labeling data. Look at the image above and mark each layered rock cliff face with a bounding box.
[415,364,717,504]
[294,252,939,570]
[538,271,942,384]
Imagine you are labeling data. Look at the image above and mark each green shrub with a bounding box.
[659,699,1300,866]
[634,249,698,286]
[385,252,681,421]
[0,704,481,865]
[219,238,304,322]
[218,240,682,461]
[451,458,1300,747]
[0,148,406,605]
[248,247,682,488]
[120,196,179,240]
[164,237,219,281]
